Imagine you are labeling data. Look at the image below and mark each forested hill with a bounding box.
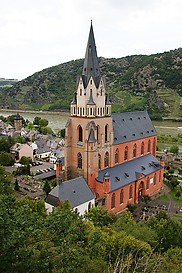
[0,48,182,119]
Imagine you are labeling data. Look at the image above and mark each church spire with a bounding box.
[82,21,101,88]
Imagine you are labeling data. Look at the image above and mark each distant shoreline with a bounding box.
[0,109,69,116]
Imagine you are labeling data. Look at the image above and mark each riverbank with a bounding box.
[0,108,69,116]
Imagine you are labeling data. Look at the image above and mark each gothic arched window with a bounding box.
[141,142,144,155]
[146,177,149,190]
[97,125,100,144]
[78,125,83,142]
[133,143,137,158]
[120,189,124,204]
[98,154,101,169]
[104,152,109,167]
[153,138,156,155]
[105,124,109,142]
[129,185,133,199]
[148,139,151,153]
[124,146,128,160]
[111,193,115,209]
[115,148,119,163]
[77,153,82,169]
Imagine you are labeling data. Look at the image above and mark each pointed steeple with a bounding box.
[82,21,101,88]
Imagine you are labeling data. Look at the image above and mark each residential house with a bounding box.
[10,143,34,161]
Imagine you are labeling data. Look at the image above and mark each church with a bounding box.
[49,22,164,214]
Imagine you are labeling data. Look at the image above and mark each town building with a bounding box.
[63,22,164,213]
[14,113,23,131]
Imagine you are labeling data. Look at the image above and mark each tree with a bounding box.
[39,118,48,127]
[15,136,26,144]
[0,151,15,166]
[33,116,41,125]
[170,176,179,189]
[0,137,10,152]
[40,126,54,135]
[43,180,51,196]
[14,178,20,192]
[84,207,116,227]
[20,156,32,166]
[170,145,179,154]
[175,189,181,199]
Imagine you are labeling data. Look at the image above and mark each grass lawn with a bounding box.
[172,214,182,221]
[169,188,182,206]
[158,194,170,202]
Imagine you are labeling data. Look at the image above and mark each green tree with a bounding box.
[170,176,179,189]
[43,180,51,196]
[170,145,179,154]
[40,126,54,135]
[175,189,181,199]
[39,118,48,127]
[15,135,26,144]
[14,178,20,191]
[84,207,116,227]
[33,116,41,125]
[0,137,10,152]
[147,211,182,252]
[14,165,30,176]
[0,151,15,166]
[20,156,32,165]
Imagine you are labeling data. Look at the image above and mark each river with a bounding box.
[0,109,182,152]
[0,109,69,132]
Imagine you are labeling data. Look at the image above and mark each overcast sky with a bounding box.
[0,0,181,80]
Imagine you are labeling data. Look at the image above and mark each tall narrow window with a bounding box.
[148,139,151,152]
[154,173,156,185]
[88,202,92,211]
[115,148,119,163]
[129,185,133,199]
[104,152,109,167]
[141,142,144,155]
[98,154,101,169]
[105,124,109,142]
[124,146,128,160]
[120,189,124,204]
[133,144,137,158]
[77,153,82,169]
[153,138,156,155]
[146,177,149,190]
[97,125,100,144]
[159,171,161,182]
[80,89,82,96]
[111,193,115,209]
[78,125,83,142]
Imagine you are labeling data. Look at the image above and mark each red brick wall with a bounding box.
[96,168,163,213]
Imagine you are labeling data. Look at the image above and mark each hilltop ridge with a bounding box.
[0,48,181,119]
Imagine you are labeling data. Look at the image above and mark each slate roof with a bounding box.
[96,153,163,192]
[82,21,101,88]
[46,176,95,208]
[112,111,156,144]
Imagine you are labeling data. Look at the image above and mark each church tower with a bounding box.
[65,21,113,192]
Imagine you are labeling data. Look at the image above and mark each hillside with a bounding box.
[0,48,181,119]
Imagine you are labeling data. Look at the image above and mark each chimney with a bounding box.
[56,158,63,179]
[103,172,110,194]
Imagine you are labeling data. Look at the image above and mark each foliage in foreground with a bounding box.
[0,168,182,273]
